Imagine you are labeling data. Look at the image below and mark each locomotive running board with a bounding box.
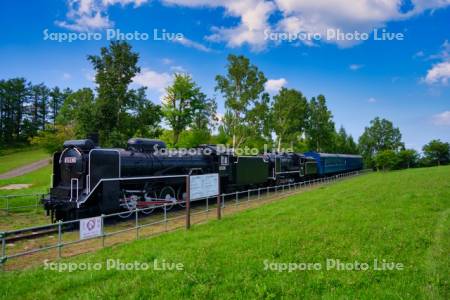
[77,174,189,208]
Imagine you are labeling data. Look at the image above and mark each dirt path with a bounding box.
[0,158,50,179]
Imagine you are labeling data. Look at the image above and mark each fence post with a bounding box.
[1,232,6,270]
[164,204,167,231]
[235,192,238,206]
[247,190,250,202]
[57,221,62,259]
[101,214,105,248]
[206,196,209,219]
[217,192,221,220]
[135,208,139,240]
[186,176,191,229]
[258,188,260,200]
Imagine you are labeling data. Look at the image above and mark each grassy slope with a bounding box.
[0,148,49,174]
[1,167,449,299]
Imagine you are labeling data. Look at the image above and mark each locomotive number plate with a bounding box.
[64,157,77,164]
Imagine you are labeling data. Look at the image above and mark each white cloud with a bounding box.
[162,58,174,65]
[172,36,212,52]
[432,110,450,125]
[59,0,450,49]
[170,65,187,73]
[62,72,72,80]
[368,97,377,103]
[57,0,148,31]
[423,41,450,85]
[265,78,287,93]
[424,61,450,85]
[133,68,172,93]
[349,64,364,71]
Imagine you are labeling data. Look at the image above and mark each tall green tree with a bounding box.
[422,139,450,166]
[215,54,267,149]
[49,87,71,127]
[30,83,50,132]
[0,78,29,143]
[162,73,206,146]
[335,126,359,154]
[88,41,140,144]
[272,88,308,151]
[57,88,97,137]
[306,95,335,152]
[358,117,403,167]
[127,87,163,139]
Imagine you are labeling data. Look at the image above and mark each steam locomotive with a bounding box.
[42,138,362,221]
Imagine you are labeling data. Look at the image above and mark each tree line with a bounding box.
[1,41,448,170]
[0,79,71,144]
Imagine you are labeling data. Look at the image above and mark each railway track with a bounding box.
[5,227,58,243]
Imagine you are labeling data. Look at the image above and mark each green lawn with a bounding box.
[0,148,49,174]
[0,165,51,216]
[0,166,449,299]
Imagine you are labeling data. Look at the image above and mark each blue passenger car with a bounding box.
[303,152,363,176]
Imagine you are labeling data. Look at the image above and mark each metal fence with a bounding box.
[0,170,365,271]
[0,193,46,213]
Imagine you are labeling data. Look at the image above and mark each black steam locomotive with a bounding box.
[43,138,362,221]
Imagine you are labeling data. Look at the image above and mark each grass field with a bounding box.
[0,165,51,228]
[0,148,49,174]
[0,166,449,299]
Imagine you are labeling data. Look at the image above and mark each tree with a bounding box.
[358,117,403,167]
[57,88,97,138]
[127,87,163,139]
[422,140,450,166]
[0,78,30,143]
[191,93,218,131]
[272,88,308,151]
[305,95,335,152]
[215,54,267,149]
[29,83,50,133]
[30,124,75,154]
[396,149,419,169]
[162,73,206,146]
[49,87,71,127]
[88,41,140,144]
[374,150,398,171]
[335,126,359,154]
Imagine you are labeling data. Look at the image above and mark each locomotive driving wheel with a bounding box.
[177,185,187,208]
[159,186,177,211]
[141,191,158,215]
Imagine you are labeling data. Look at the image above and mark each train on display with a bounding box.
[42,138,363,221]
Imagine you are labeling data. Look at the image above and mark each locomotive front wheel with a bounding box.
[160,186,176,211]
[118,192,137,219]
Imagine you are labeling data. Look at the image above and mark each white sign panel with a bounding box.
[80,217,102,240]
[190,173,219,200]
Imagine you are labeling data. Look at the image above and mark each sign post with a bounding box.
[188,173,220,226]
[80,216,102,240]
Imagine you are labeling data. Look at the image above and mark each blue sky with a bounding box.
[0,0,449,151]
